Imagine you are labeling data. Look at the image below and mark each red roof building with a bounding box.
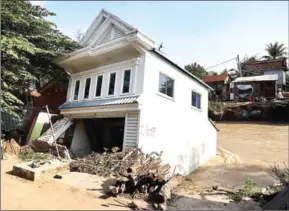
[203,74,229,83]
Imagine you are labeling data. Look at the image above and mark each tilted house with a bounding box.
[57,9,217,175]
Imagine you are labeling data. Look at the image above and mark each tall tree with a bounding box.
[263,42,287,60]
[1,0,79,119]
[184,62,208,80]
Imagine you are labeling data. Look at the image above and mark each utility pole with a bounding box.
[237,55,242,77]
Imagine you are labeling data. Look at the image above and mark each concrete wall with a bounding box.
[67,56,146,102]
[137,51,217,175]
[70,119,92,156]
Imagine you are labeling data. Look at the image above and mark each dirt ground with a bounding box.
[1,122,288,210]
[1,155,130,210]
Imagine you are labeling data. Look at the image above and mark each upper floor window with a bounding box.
[158,73,174,98]
[73,80,80,101]
[191,91,201,110]
[84,77,91,99]
[122,69,131,93]
[108,73,116,95]
[95,75,103,97]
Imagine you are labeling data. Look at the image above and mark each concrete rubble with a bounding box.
[12,159,70,181]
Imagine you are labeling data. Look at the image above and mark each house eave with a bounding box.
[60,103,140,116]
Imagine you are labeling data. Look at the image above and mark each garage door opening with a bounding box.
[83,117,125,153]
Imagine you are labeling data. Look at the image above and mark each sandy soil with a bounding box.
[1,155,129,210]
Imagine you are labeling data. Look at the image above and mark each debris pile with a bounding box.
[2,139,21,156]
[70,148,174,209]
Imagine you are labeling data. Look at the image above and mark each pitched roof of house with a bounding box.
[203,74,229,83]
[151,49,212,90]
[73,9,213,91]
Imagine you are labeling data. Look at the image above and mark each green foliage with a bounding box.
[269,163,289,188]
[231,178,256,203]
[19,147,51,161]
[1,0,79,119]
[184,62,208,80]
[263,42,287,60]
[209,101,226,112]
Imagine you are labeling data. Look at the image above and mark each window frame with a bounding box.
[83,76,92,100]
[191,90,202,111]
[108,72,117,96]
[158,72,175,99]
[121,69,132,95]
[72,79,81,101]
[94,74,103,98]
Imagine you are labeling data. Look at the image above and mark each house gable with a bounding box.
[80,9,137,48]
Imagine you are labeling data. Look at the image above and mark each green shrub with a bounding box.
[19,147,51,161]
[230,177,256,203]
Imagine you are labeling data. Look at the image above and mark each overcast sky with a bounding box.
[31,1,288,72]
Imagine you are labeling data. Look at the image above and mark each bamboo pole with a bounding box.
[45,105,60,159]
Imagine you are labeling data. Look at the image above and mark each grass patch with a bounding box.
[19,147,51,161]
[209,101,226,113]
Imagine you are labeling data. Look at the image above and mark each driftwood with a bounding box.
[71,148,173,209]
[212,185,235,194]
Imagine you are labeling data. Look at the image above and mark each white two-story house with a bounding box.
[57,9,217,175]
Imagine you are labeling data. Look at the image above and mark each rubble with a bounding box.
[30,140,71,160]
[70,148,174,209]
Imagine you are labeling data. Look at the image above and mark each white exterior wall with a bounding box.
[263,69,286,85]
[66,56,146,103]
[138,51,217,175]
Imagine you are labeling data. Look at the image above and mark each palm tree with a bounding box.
[263,42,287,60]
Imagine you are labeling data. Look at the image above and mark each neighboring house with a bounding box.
[56,9,217,175]
[230,74,278,101]
[25,81,68,144]
[244,58,288,87]
[203,74,230,101]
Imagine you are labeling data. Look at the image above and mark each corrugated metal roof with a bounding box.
[59,96,139,109]
[232,74,278,83]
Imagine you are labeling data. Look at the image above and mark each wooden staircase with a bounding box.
[37,118,73,145]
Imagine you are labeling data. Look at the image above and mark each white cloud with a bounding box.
[29,1,46,7]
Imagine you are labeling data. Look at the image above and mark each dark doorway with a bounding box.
[83,118,125,153]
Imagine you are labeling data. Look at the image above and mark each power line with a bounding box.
[205,57,237,70]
